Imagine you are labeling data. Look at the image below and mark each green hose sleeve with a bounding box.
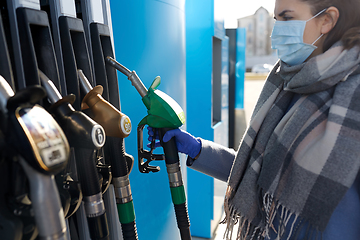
[170,185,186,205]
[117,201,136,224]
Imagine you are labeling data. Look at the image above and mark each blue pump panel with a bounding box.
[236,28,246,109]
[109,1,186,240]
[186,0,229,238]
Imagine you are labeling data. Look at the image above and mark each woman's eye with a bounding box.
[283,16,293,21]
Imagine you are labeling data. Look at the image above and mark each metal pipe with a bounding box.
[77,70,93,94]
[105,57,148,98]
[38,69,62,103]
[19,156,68,240]
[0,75,14,118]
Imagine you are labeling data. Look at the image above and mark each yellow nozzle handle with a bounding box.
[81,86,131,138]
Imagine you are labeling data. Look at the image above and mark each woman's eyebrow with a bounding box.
[278,10,293,17]
[274,9,294,19]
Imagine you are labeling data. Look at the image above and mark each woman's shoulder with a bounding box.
[338,66,360,88]
[334,67,360,102]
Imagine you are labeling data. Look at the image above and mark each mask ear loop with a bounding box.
[306,8,328,22]
[307,8,328,45]
[311,34,324,45]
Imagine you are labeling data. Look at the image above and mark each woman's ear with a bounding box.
[321,7,339,34]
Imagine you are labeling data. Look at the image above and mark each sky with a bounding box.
[220,0,275,28]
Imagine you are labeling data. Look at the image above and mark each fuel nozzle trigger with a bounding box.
[137,125,164,173]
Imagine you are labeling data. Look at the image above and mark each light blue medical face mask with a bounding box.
[271,9,327,66]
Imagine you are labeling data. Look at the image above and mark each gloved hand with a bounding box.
[147,126,201,159]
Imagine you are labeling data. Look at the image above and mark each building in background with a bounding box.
[237,7,277,71]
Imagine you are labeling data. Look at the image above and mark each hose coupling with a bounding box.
[113,176,133,204]
[83,193,105,218]
[166,163,183,187]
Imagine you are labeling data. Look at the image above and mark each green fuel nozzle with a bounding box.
[107,57,192,240]
[105,57,185,129]
[106,56,185,173]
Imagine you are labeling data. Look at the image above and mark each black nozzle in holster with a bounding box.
[50,102,109,240]
[40,73,109,240]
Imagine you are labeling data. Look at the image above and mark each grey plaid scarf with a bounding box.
[223,41,360,240]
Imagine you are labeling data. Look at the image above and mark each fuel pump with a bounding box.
[106,57,192,240]
[38,70,110,240]
[41,0,94,111]
[76,1,137,239]
[0,11,23,239]
[0,4,71,238]
[40,3,103,232]
[0,12,14,91]
[5,0,64,93]
[78,69,138,240]
[3,0,85,233]
[40,1,123,238]
[0,75,70,240]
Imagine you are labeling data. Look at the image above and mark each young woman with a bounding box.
[150,0,360,239]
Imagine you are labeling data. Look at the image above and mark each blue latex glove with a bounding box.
[147,126,201,159]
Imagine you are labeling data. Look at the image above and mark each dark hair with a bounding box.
[301,0,360,51]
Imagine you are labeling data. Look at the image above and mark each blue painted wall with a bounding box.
[185,0,213,237]
[109,1,186,239]
[186,0,229,238]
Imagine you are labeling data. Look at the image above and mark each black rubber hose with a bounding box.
[74,148,101,197]
[158,128,179,165]
[75,148,109,239]
[121,221,139,240]
[158,128,192,240]
[87,212,110,240]
[104,136,128,177]
[105,137,139,240]
[174,203,191,240]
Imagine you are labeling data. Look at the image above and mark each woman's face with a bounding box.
[274,0,325,57]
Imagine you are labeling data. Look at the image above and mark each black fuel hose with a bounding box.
[74,145,109,240]
[105,137,138,240]
[159,128,180,164]
[159,128,191,240]
[75,148,101,197]
[74,148,101,198]
[105,137,128,178]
